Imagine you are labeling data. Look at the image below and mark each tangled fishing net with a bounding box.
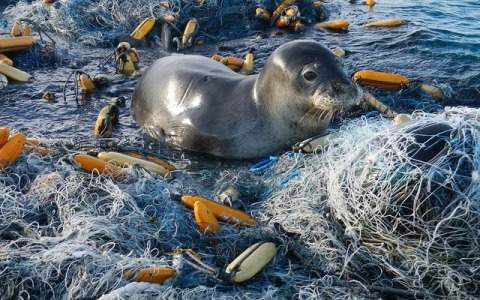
[1,107,479,299]
[262,106,480,299]
[4,0,255,46]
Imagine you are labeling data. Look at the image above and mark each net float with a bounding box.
[73,154,126,179]
[0,127,10,148]
[225,242,277,283]
[181,195,256,225]
[130,17,156,40]
[315,19,350,31]
[364,18,406,27]
[97,151,169,177]
[124,267,176,284]
[353,70,410,90]
[0,132,26,169]
[0,63,31,82]
[194,201,221,233]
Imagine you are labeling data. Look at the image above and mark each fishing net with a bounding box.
[261,106,480,299]
[4,0,255,46]
[1,107,479,299]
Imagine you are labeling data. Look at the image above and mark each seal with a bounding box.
[132,40,362,159]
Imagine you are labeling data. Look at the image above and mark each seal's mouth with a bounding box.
[312,82,363,112]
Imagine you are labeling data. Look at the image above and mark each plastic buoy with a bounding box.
[367,0,375,8]
[181,18,199,48]
[420,83,444,100]
[0,133,26,169]
[0,127,10,148]
[73,154,125,179]
[0,63,31,82]
[241,51,254,75]
[97,152,169,177]
[255,7,271,22]
[115,42,131,59]
[10,21,22,37]
[225,242,277,283]
[0,36,35,53]
[194,201,221,233]
[365,18,405,27]
[315,20,350,31]
[181,195,256,225]
[0,53,13,66]
[126,151,175,171]
[124,267,176,284]
[93,105,119,138]
[353,70,410,90]
[78,73,95,93]
[116,54,135,75]
[130,17,156,40]
[272,0,296,23]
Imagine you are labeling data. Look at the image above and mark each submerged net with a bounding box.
[4,0,255,46]
[0,107,479,299]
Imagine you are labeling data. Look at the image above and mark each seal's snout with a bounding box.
[313,79,362,112]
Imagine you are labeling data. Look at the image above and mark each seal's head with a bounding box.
[255,40,362,119]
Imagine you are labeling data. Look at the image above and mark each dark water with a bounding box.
[0,0,479,146]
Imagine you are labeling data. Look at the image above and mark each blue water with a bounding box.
[0,0,479,142]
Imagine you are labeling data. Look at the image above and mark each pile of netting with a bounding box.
[4,0,255,46]
[1,107,479,299]
[261,106,480,299]
[0,137,370,299]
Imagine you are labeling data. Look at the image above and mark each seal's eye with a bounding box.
[303,71,318,82]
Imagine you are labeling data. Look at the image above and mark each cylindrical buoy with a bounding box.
[79,73,95,93]
[97,151,169,177]
[353,70,410,90]
[0,53,13,66]
[73,154,126,179]
[0,63,31,82]
[241,51,254,75]
[181,195,256,225]
[194,201,221,233]
[130,17,156,40]
[181,18,199,48]
[0,132,26,169]
[364,19,406,27]
[124,267,176,284]
[93,105,119,138]
[126,151,176,172]
[0,127,10,148]
[225,242,277,283]
[419,83,444,100]
[315,20,350,31]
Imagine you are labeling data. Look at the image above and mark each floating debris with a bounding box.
[315,20,350,31]
[353,70,410,90]
[364,18,406,27]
